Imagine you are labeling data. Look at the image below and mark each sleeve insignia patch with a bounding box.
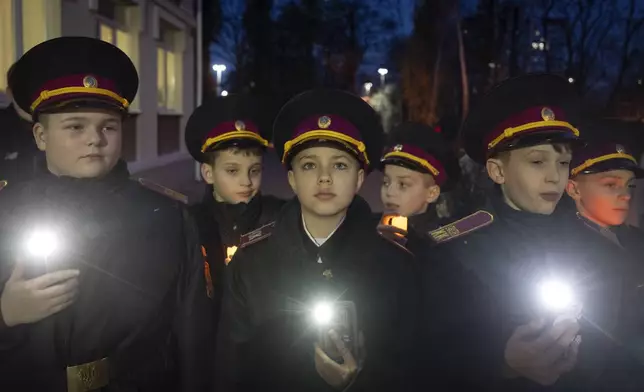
[428,210,494,244]
[239,221,275,249]
[138,178,188,204]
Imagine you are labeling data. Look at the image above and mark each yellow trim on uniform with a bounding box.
[282,130,369,164]
[201,131,269,153]
[571,152,637,176]
[487,120,579,150]
[383,151,440,177]
[30,87,130,112]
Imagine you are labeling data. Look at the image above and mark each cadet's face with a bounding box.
[487,144,571,215]
[33,110,122,178]
[288,147,364,218]
[381,164,440,216]
[202,149,263,204]
[568,170,635,226]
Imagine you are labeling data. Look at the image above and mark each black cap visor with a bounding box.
[284,138,364,169]
[575,158,644,179]
[490,129,584,158]
[380,157,432,175]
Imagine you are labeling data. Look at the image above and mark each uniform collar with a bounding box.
[36,159,130,191]
[408,207,440,234]
[490,185,554,228]
[575,212,622,247]
[301,213,346,247]
[275,195,372,262]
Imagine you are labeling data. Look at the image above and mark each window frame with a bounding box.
[153,4,185,115]
[97,11,141,113]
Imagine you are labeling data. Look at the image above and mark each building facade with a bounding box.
[0,0,197,172]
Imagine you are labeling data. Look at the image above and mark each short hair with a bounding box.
[205,146,264,166]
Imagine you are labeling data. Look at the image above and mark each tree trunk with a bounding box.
[456,19,469,121]
[428,34,444,126]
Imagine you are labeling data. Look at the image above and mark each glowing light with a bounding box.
[377,68,388,76]
[25,229,59,259]
[225,246,237,265]
[212,64,227,72]
[221,90,229,97]
[539,280,574,312]
[363,82,373,94]
[313,302,334,326]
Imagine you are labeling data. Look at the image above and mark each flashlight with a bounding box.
[25,229,59,259]
[539,280,574,312]
[537,279,581,325]
[312,301,334,326]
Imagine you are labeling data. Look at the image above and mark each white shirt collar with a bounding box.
[301,214,346,247]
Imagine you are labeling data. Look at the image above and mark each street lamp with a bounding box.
[568,77,575,84]
[212,64,227,95]
[221,90,229,97]
[378,68,388,86]
[363,81,373,96]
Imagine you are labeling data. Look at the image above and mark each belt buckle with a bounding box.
[66,357,109,392]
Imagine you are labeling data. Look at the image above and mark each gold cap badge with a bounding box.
[82,75,98,88]
[616,144,625,154]
[234,120,246,131]
[318,116,331,129]
[393,144,403,152]
[541,107,555,121]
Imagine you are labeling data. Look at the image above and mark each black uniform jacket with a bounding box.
[0,161,213,392]
[220,196,419,392]
[553,202,644,390]
[423,188,644,391]
[189,188,284,307]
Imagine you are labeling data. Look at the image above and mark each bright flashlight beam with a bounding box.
[313,302,334,326]
[539,280,573,312]
[25,229,59,258]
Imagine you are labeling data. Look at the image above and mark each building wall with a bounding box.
[0,0,198,173]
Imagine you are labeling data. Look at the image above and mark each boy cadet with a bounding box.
[184,94,284,326]
[379,122,461,251]
[219,90,418,391]
[0,37,211,391]
[423,74,586,390]
[562,128,644,387]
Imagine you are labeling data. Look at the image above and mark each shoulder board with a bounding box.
[0,180,6,192]
[428,210,494,244]
[137,178,188,204]
[239,221,276,249]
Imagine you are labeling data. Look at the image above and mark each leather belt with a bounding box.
[66,357,109,392]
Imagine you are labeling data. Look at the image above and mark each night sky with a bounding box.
[211,0,480,85]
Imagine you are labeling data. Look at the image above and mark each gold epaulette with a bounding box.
[137,178,188,204]
[0,180,6,192]
[428,210,494,244]
[239,222,275,249]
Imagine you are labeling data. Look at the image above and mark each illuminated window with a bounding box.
[157,47,167,107]
[99,22,140,111]
[0,0,15,92]
[157,21,182,112]
[22,0,61,53]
